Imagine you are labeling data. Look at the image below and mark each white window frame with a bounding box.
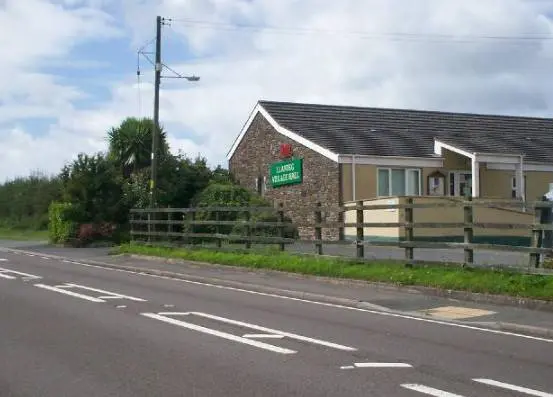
[511,174,527,199]
[448,170,472,197]
[377,168,422,197]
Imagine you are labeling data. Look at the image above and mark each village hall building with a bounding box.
[227,100,553,240]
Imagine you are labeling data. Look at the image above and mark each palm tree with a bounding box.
[107,117,169,177]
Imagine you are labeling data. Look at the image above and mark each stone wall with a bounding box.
[229,113,341,240]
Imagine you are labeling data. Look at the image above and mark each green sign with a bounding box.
[270,158,303,187]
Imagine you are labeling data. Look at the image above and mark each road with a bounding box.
[1,249,552,396]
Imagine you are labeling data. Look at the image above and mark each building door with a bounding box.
[449,172,472,197]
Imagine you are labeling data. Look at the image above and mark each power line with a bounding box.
[167,18,553,44]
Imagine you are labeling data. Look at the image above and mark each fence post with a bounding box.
[245,209,252,250]
[129,211,135,244]
[215,210,222,248]
[463,196,474,267]
[338,209,345,241]
[404,197,414,266]
[529,204,543,268]
[182,211,190,246]
[356,200,364,258]
[278,203,285,252]
[167,208,172,245]
[147,210,152,244]
[190,210,196,246]
[314,202,323,255]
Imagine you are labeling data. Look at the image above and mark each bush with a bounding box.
[48,202,79,244]
[72,222,117,247]
[189,182,298,243]
[231,211,298,240]
[188,182,256,242]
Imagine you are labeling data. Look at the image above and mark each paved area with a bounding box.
[289,242,532,268]
[1,244,553,396]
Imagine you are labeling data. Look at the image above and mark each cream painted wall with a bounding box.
[340,156,553,204]
[344,198,400,238]
[341,163,377,203]
[397,196,533,239]
[443,150,470,170]
[481,168,553,200]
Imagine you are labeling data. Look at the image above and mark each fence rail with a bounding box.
[130,198,553,269]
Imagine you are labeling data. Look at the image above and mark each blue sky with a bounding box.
[0,0,552,181]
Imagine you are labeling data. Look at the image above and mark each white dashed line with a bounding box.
[473,379,553,397]
[401,384,465,397]
[0,258,7,261]
[0,267,41,280]
[242,334,285,339]
[353,362,412,368]
[63,283,146,302]
[34,284,105,302]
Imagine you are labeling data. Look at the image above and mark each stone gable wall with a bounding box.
[228,113,341,240]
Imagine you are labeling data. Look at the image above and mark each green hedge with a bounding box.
[48,202,78,244]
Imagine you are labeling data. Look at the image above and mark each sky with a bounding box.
[1,0,553,181]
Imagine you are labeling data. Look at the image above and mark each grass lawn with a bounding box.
[116,243,553,301]
[0,227,49,241]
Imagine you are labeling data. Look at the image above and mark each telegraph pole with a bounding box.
[143,16,200,209]
[150,15,163,208]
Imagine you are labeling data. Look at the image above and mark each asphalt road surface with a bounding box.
[1,250,553,396]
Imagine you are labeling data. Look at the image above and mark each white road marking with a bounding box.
[243,334,284,339]
[33,283,146,303]
[353,362,412,368]
[34,284,105,302]
[163,304,175,308]
[4,247,553,344]
[473,379,553,397]
[141,312,296,355]
[0,258,7,261]
[186,312,357,351]
[0,267,41,280]
[116,305,127,309]
[63,283,146,302]
[40,257,50,260]
[340,365,355,370]
[401,384,466,397]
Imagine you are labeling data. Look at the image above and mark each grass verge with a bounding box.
[116,243,553,301]
[0,227,48,241]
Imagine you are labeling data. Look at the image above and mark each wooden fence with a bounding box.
[129,198,553,269]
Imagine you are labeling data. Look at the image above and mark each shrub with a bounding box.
[231,211,298,240]
[73,222,117,247]
[48,202,79,244]
[188,181,298,244]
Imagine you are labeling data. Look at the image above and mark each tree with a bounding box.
[0,171,62,230]
[107,117,169,177]
[59,152,127,225]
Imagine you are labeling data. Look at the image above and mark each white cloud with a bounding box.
[1,0,553,181]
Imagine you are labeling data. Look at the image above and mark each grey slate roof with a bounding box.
[258,100,553,163]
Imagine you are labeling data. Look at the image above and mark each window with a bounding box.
[511,175,527,199]
[255,176,267,196]
[449,172,472,197]
[377,168,421,197]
